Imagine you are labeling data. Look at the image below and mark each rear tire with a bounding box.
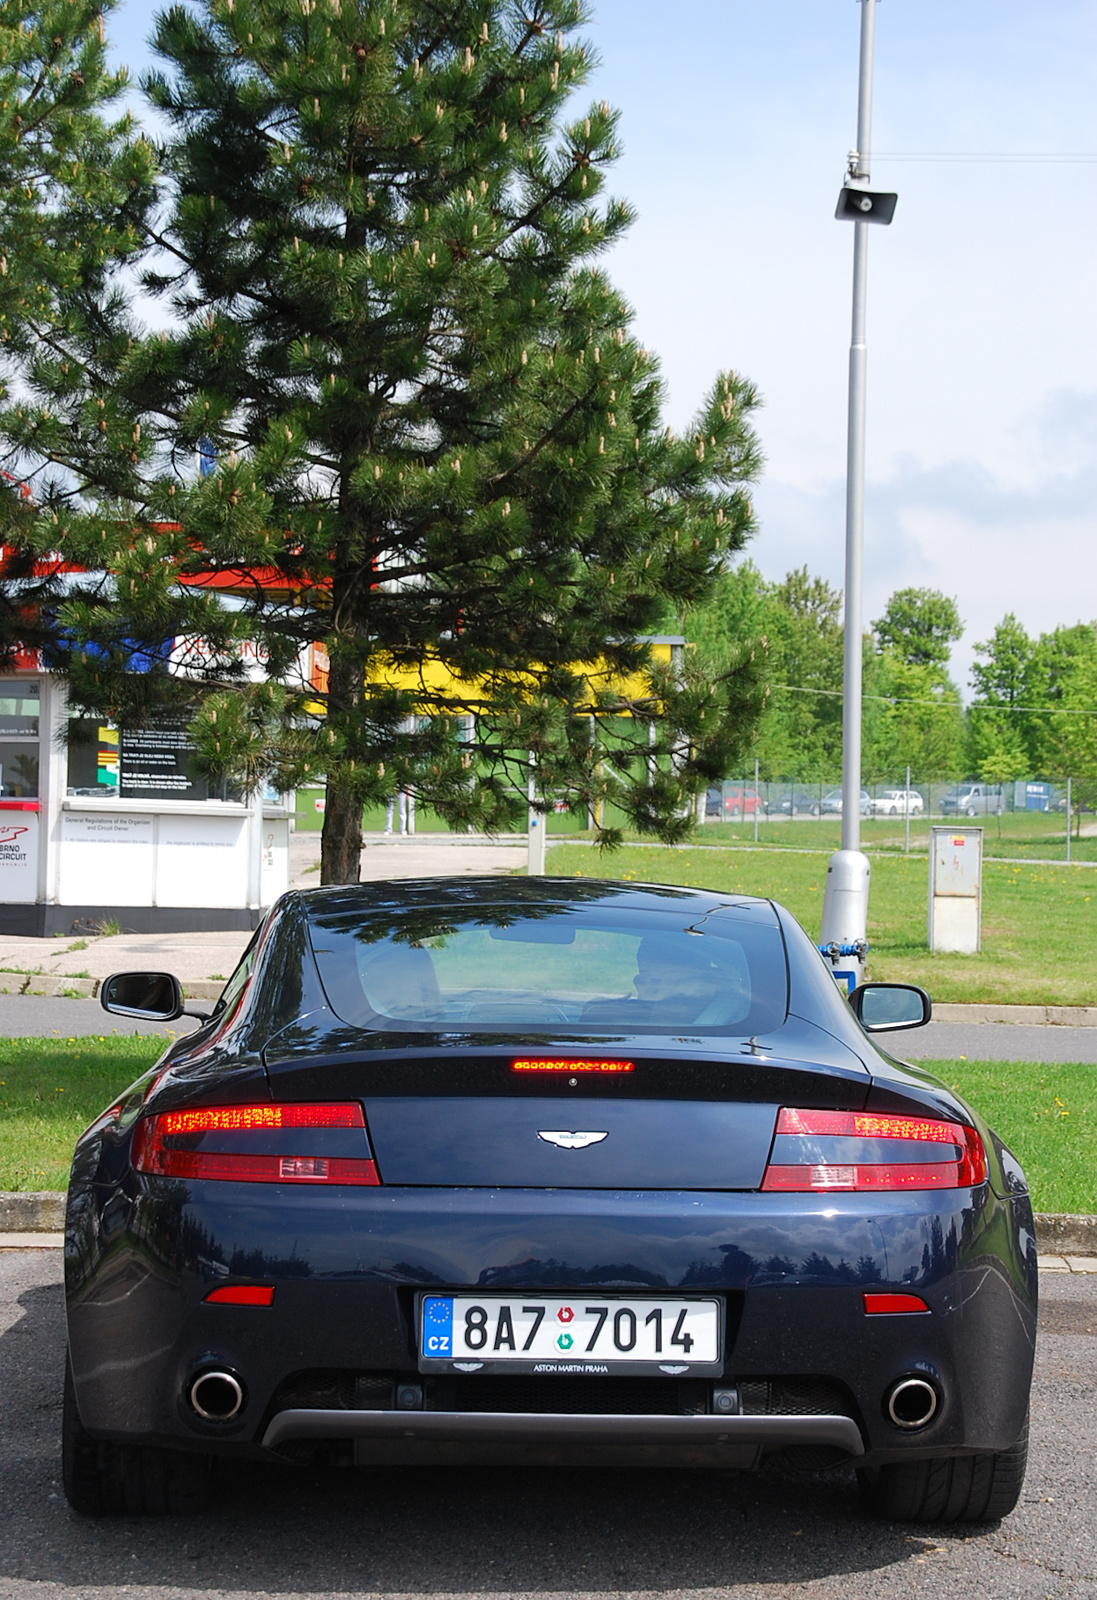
[857,1416,1028,1523]
[63,1354,212,1515]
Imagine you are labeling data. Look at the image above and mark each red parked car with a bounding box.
[706,786,763,819]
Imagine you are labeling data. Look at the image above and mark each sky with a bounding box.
[106,0,1097,695]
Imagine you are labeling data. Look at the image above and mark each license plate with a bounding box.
[418,1294,722,1375]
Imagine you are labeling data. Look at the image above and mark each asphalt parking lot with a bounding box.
[1,1249,1094,1600]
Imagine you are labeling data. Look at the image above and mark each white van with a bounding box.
[939,783,1004,817]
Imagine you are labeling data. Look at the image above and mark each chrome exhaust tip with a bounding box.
[886,1375,939,1430]
[189,1368,245,1421]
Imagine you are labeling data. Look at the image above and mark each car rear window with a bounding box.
[306,904,788,1037]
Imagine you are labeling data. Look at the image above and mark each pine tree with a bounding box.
[1,0,765,882]
[0,0,157,662]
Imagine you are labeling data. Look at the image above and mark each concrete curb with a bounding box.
[933,1002,1097,1028]
[1033,1213,1097,1257]
[0,1193,64,1231]
[0,976,222,1002]
[16,975,97,998]
[1,1193,1093,1255]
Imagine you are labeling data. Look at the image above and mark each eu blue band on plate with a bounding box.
[422,1296,454,1357]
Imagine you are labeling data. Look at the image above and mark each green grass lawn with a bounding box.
[0,1037,1093,1215]
[548,842,1097,1007]
[0,1036,162,1191]
[940,1058,1097,1217]
[693,809,1097,863]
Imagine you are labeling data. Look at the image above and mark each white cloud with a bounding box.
[753,392,1097,693]
[580,0,1097,689]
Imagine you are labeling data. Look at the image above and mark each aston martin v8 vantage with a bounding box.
[63,879,1035,1522]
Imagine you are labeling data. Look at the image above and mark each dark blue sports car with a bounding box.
[63,878,1036,1522]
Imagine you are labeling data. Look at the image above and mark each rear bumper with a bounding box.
[65,1179,1037,1467]
[263,1407,863,1465]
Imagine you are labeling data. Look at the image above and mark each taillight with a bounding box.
[131,1102,381,1186]
[762,1107,987,1192]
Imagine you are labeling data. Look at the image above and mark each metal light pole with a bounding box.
[819,0,896,992]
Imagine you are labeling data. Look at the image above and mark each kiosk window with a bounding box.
[0,742,38,798]
[66,720,119,796]
[0,683,40,737]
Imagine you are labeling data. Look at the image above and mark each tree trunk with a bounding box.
[320,783,363,884]
[320,634,364,884]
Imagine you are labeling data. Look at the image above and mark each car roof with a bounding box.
[290,876,781,925]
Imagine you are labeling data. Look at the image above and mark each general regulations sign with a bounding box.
[120,721,206,801]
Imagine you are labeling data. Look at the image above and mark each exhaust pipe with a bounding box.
[885,1376,938,1430]
[189,1368,245,1421]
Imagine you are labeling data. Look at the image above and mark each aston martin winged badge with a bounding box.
[537,1130,609,1150]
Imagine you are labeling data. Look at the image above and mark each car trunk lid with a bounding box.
[262,1031,872,1191]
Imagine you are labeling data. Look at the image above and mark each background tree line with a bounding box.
[683,568,1097,790]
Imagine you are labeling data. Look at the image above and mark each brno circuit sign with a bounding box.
[0,813,38,902]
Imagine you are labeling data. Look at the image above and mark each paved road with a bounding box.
[900,1021,1097,1063]
[1,1250,1094,1600]
[0,994,199,1038]
[6,995,1097,1070]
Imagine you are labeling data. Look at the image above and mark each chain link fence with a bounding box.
[703,777,1080,826]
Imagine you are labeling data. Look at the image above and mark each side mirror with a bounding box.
[100,971,185,1021]
[850,981,931,1033]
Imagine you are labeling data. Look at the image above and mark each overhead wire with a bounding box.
[770,683,1097,716]
[873,151,1097,164]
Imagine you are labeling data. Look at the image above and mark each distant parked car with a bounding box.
[871,789,924,817]
[722,786,763,818]
[767,786,822,817]
[940,783,1003,818]
[704,786,762,819]
[820,788,872,816]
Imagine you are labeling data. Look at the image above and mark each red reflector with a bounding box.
[863,1293,930,1316]
[511,1058,634,1073]
[205,1285,275,1307]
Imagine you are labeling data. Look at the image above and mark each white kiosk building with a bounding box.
[0,660,289,936]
